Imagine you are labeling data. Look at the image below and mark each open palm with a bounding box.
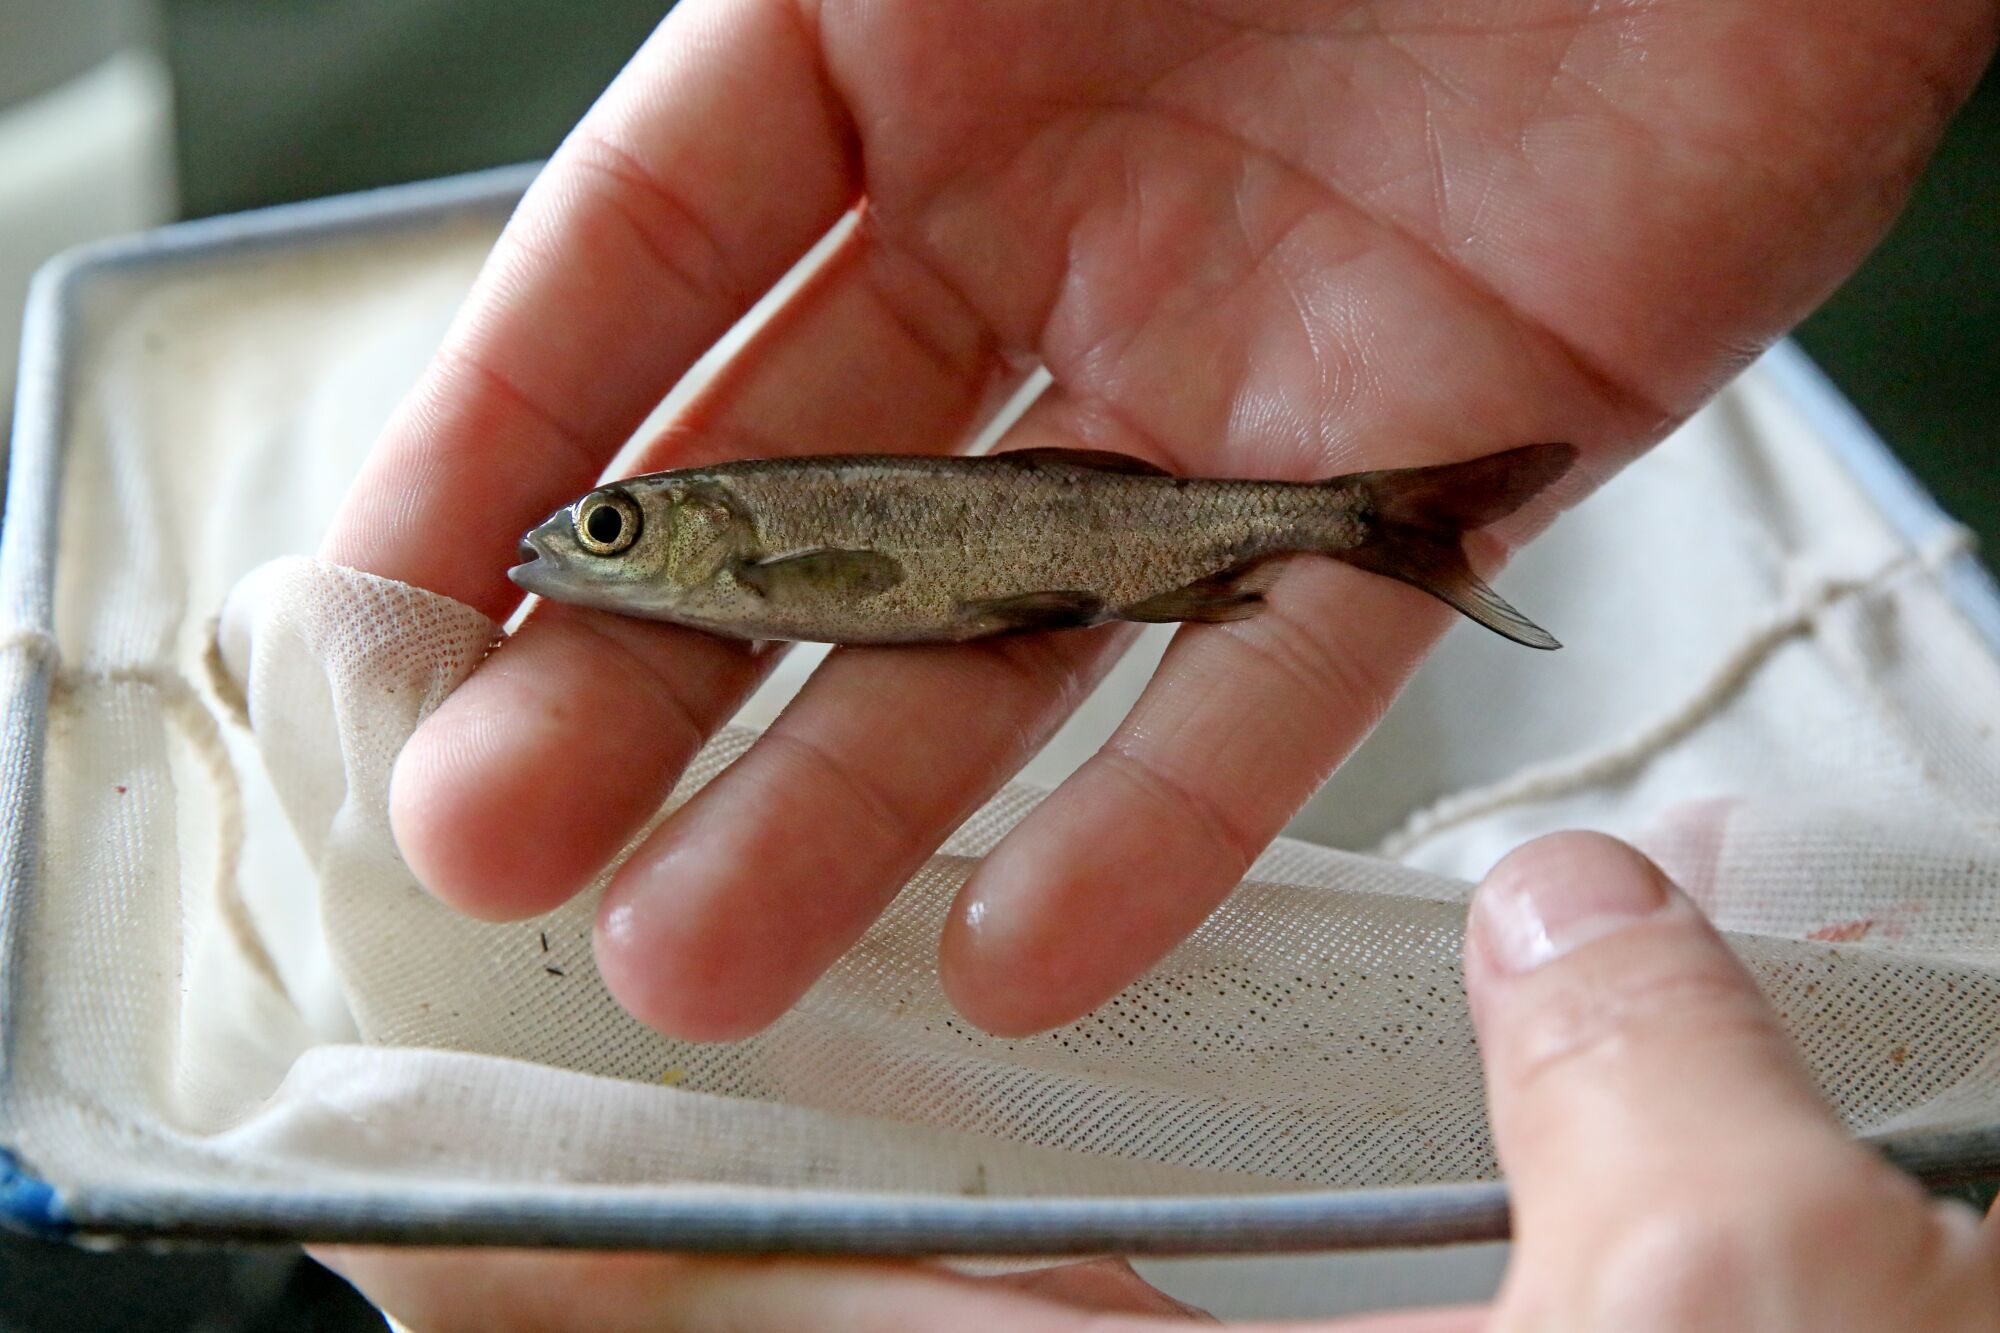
[326,0,1995,1040]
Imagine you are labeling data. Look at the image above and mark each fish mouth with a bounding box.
[508,535,551,593]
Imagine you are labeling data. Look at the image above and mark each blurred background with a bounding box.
[0,2,1993,1328]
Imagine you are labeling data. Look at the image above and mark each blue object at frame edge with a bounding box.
[0,1147,71,1241]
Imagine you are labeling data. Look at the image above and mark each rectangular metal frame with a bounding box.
[3,165,1996,1252]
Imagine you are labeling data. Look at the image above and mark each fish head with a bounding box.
[509,479,741,614]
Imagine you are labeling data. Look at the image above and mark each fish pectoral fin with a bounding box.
[1120,559,1285,624]
[736,548,904,599]
[1002,446,1174,477]
[955,590,1108,635]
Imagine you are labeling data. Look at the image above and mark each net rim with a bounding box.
[3,165,1997,1253]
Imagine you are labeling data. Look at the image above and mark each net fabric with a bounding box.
[5,215,2000,1213]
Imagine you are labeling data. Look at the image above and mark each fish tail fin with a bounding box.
[1331,443,1576,650]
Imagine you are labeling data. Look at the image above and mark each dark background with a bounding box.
[1,3,1995,1329]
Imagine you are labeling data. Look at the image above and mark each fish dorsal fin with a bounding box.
[1002,446,1173,477]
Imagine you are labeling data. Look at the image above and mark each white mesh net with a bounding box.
[6,211,2000,1222]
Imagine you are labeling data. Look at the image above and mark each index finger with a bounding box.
[322,0,859,618]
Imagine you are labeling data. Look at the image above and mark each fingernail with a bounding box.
[1471,835,1671,975]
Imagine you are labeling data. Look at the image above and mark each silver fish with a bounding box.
[509,443,1575,647]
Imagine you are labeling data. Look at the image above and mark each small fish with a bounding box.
[509,443,1576,648]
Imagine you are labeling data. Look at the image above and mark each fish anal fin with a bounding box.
[1002,446,1173,477]
[1120,559,1285,624]
[956,590,1108,635]
[737,548,904,599]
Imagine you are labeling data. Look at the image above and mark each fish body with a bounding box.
[509,443,1574,648]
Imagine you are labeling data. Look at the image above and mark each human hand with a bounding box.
[317,834,2000,1330]
[324,0,1998,1038]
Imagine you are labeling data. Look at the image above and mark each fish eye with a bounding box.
[574,490,641,556]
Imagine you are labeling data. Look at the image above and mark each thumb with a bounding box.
[1463,833,1926,1278]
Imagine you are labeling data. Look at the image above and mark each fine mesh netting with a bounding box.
[5,207,2000,1221]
